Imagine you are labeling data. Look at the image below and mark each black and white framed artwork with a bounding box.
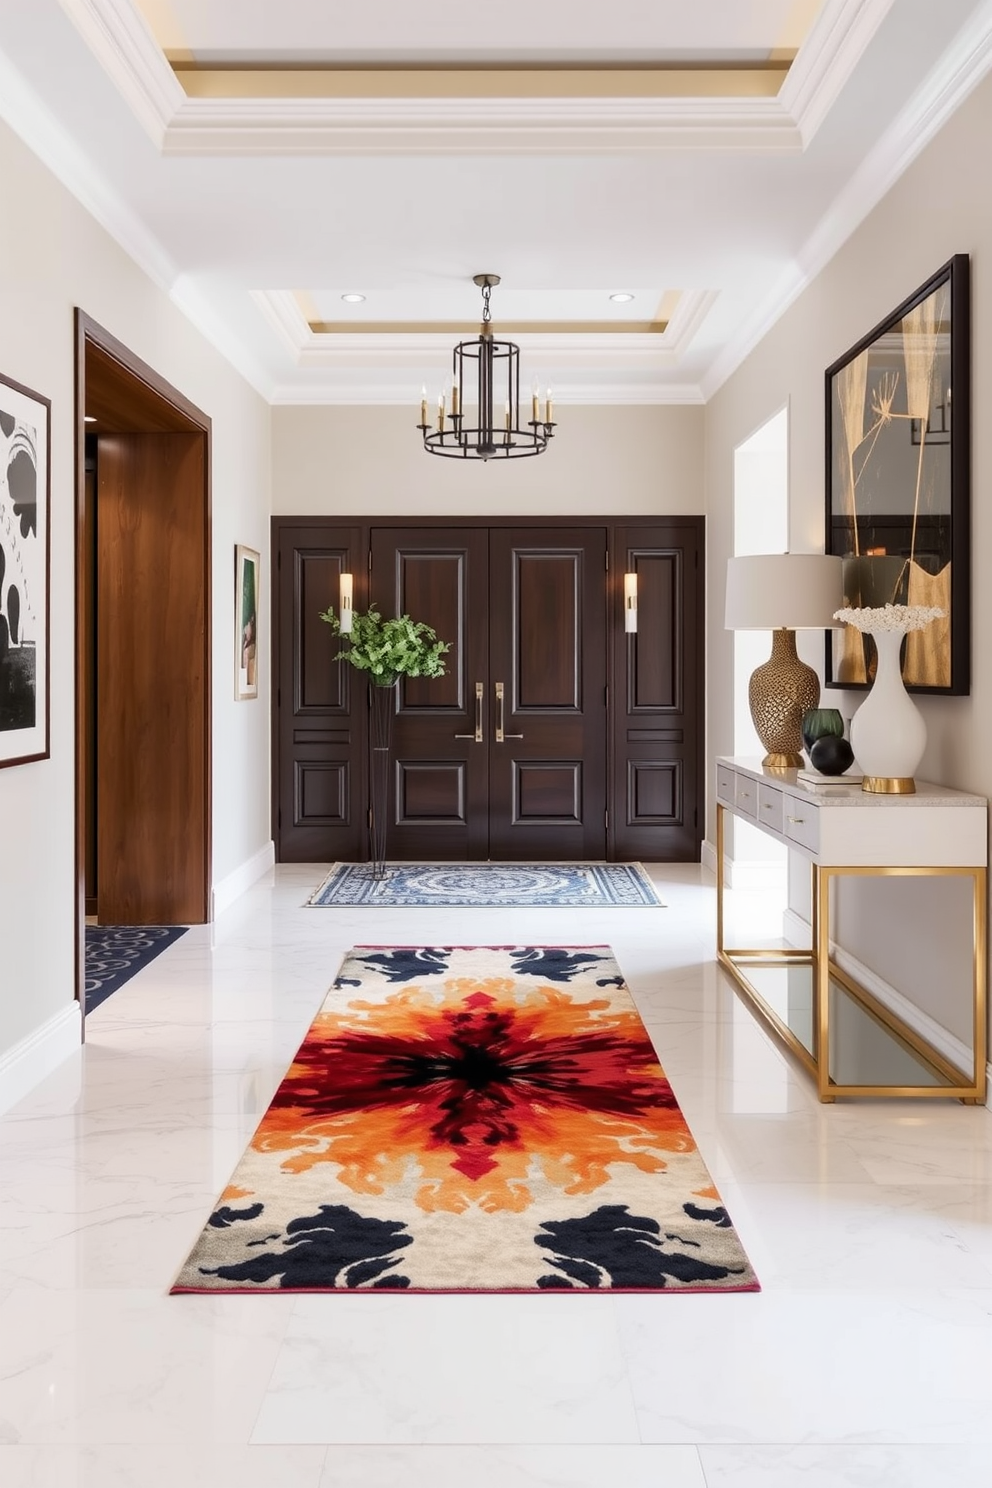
[0,373,50,767]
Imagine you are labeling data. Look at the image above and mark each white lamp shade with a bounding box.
[725,553,843,631]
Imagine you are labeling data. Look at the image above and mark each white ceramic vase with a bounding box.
[849,628,927,792]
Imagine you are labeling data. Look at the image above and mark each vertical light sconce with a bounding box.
[339,572,354,634]
[624,572,638,633]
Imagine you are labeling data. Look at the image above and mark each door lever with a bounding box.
[495,681,524,743]
[455,681,484,742]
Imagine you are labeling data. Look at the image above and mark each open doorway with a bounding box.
[74,313,212,1014]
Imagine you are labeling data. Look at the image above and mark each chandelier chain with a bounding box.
[481,281,493,325]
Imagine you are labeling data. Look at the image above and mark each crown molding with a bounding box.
[699,0,992,401]
[780,0,894,147]
[0,39,176,291]
[169,277,274,401]
[58,0,184,148]
[268,382,706,407]
[59,0,884,156]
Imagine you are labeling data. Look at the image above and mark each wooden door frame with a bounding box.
[74,311,212,1018]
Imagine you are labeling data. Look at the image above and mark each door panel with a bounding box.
[610,524,703,861]
[371,527,489,859]
[274,524,364,862]
[489,528,607,859]
[97,433,207,923]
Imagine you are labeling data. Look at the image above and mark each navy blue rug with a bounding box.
[84,925,189,1013]
[305,862,663,908]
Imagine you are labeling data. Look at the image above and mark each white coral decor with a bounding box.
[833,602,945,634]
[836,603,946,791]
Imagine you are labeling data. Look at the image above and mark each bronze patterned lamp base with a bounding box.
[749,628,820,771]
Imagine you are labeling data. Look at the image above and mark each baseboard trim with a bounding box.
[783,908,992,1110]
[702,838,788,892]
[211,840,275,920]
[0,1003,83,1117]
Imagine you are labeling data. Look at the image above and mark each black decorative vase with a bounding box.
[809,734,855,776]
[368,681,396,879]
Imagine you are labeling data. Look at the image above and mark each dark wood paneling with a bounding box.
[515,552,579,709]
[96,433,208,923]
[274,524,364,861]
[396,760,468,823]
[272,516,703,866]
[296,761,349,825]
[371,527,489,859]
[610,522,703,861]
[489,528,606,859]
[630,552,680,711]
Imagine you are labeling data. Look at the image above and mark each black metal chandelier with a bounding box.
[417,274,555,460]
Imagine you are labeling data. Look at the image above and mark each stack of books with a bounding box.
[796,767,863,788]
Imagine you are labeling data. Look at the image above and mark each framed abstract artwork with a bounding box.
[825,254,970,694]
[235,544,259,700]
[0,373,50,766]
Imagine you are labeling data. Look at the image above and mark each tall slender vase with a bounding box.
[368,681,396,877]
[849,628,927,794]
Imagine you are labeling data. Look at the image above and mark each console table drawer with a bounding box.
[734,775,758,820]
[784,801,820,855]
[757,782,784,834]
[716,764,736,806]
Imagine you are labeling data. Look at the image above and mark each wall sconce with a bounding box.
[624,572,638,633]
[339,572,354,634]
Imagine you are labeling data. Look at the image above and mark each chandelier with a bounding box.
[417,274,555,460]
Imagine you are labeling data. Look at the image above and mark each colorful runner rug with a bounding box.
[173,945,757,1294]
[305,862,663,908]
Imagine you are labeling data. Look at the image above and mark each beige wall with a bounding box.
[272,404,705,517]
[704,70,992,1046]
[0,117,271,1068]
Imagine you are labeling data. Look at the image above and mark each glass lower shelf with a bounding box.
[730,957,969,1092]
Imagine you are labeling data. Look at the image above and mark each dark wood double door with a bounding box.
[273,516,703,864]
[373,525,606,859]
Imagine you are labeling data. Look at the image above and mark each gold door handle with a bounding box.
[455,681,484,741]
[495,681,523,743]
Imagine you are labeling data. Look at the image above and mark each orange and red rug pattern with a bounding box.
[173,946,758,1293]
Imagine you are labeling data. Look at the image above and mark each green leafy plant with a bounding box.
[318,604,449,687]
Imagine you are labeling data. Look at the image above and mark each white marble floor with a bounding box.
[2,863,992,1487]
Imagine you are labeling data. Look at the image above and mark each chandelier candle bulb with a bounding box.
[546,388,554,423]
[420,386,427,426]
[532,385,540,423]
[437,392,445,432]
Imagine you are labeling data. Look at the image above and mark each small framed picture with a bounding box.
[0,373,50,767]
[235,544,260,700]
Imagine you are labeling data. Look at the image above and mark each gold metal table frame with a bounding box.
[716,801,988,1103]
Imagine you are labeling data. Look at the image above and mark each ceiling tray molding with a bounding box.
[60,0,887,157]
[701,0,992,401]
[268,381,706,407]
[251,288,718,369]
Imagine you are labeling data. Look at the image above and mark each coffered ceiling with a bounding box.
[1,0,991,404]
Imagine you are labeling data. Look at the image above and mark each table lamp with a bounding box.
[725,553,844,769]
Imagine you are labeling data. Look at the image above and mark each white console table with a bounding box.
[716,756,988,1102]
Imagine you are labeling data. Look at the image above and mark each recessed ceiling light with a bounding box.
[609,292,635,303]
[341,292,366,303]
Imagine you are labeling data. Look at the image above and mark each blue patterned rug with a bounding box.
[84,925,189,1012]
[305,862,663,908]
